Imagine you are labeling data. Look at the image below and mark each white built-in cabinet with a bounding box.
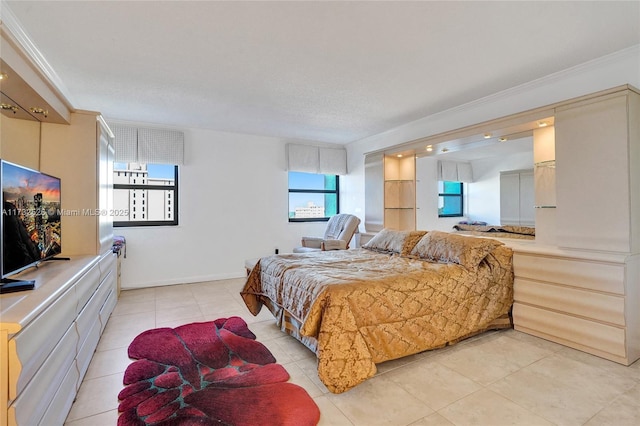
[362,85,640,367]
[499,169,534,227]
[554,91,640,253]
[1,112,116,425]
[1,28,117,425]
[512,87,640,366]
[40,112,115,256]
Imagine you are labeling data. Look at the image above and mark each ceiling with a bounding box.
[3,1,639,145]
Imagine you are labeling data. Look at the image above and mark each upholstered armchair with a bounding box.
[293,214,361,253]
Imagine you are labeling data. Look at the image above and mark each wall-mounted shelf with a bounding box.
[534,159,556,211]
[535,159,556,168]
[383,155,416,230]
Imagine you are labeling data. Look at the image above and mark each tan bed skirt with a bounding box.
[261,296,513,359]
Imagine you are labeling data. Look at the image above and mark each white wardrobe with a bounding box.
[500,169,535,227]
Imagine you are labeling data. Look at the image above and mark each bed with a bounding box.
[452,223,536,240]
[241,229,514,393]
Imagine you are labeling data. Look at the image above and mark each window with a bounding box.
[113,162,178,226]
[288,172,339,222]
[438,181,463,217]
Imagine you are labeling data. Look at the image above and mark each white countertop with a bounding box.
[0,255,100,335]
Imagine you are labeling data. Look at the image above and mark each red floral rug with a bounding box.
[117,316,320,426]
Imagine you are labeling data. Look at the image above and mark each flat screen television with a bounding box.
[1,160,62,291]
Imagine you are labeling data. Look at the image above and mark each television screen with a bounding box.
[1,160,62,279]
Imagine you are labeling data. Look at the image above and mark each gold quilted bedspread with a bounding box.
[241,247,513,393]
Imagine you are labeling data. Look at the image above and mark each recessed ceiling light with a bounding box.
[397,154,403,158]
[499,137,507,142]
[426,145,433,152]
[441,148,449,153]
[537,121,548,127]
[484,133,492,139]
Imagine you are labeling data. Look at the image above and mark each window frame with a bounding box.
[438,181,464,218]
[288,172,340,222]
[113,164,179,227]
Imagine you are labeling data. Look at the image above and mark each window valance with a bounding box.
[437,160,473,183]
[110,123,185,165]
[286,143,347,175]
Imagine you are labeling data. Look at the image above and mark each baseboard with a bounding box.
[120,270,246,290]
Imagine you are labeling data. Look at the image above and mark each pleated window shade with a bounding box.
[437,160,473,182]
[286,143,347,175]
[137,128,184,165]
[110,124,185,165]
[112,125,138,163]
[319,147,347,175]
[286,144,319,173]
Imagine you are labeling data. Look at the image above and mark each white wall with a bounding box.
[343,46,640,229]
[117,127,331,288]
[119,45,639,289]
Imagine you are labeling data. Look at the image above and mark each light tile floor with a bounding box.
[65,278,640,426]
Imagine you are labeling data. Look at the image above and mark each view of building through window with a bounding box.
[288,172,338,220]
[113,163,178,225]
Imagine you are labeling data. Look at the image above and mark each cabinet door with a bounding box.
[519,170,535,227]
[555,93,630,252]
[364,153,384,232]
[500,172,520,225]
[98,119,115,255]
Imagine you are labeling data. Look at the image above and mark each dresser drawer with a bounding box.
[513,253,625,294]
[75,262,102,314]
[513,303,626,359]
[98,252,116,283]
[100,287,117,333]
[9,285,77,400]
[76,286,103,352]
[9,324,77,425]
[515,278,625,326]
[40,362,79,426]
[76,316,101,383]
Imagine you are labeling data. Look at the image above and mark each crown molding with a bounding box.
[414,44,640,126]
[354,44,639,151]
[0,0,75,110]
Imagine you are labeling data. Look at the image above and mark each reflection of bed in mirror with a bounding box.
[452,223,535,240]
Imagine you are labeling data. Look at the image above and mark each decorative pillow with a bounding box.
[363,229,407,253]
[363,229,428,255]
[410,230,504,269]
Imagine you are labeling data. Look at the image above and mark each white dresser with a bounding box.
[0,253,117,426]
[513,246,640,365]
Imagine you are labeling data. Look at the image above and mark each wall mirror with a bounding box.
[366,113,556,242]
